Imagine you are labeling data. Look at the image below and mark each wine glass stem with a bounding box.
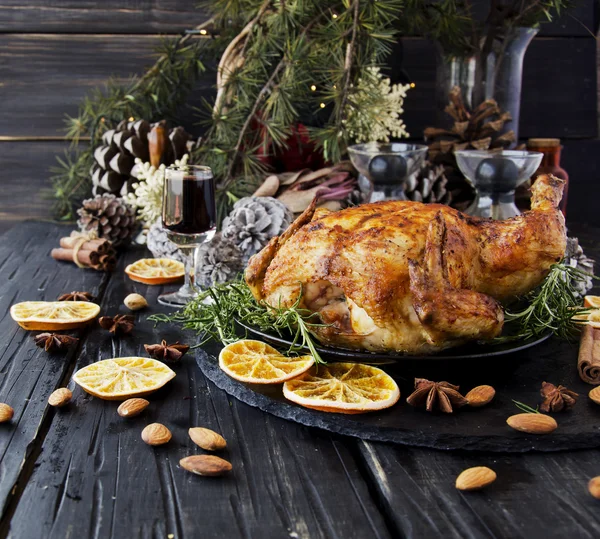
[180,246,197,296]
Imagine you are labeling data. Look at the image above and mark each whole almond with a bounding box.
[189,427,227,451]
[589,386,600,406]
[589,476,600,499]
[456,466,497,491]
[141,423,172,446]
[124,293,148,311]
[506,413,557,434]
[118,398,149,418]
[180,455,232,477]
[0,403,14,423]
[466,385,496,407]
[48,388,72,408]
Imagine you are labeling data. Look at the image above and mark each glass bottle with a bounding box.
[527,138,569,216]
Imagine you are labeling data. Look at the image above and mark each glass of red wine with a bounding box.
[158,165,217,307]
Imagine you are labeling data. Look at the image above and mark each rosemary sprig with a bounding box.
[513,400,540,414]
[498,262,597,342]
[150,279,327,364]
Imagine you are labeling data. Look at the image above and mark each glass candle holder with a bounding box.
[455,150,542,220]
[347,142,428,202]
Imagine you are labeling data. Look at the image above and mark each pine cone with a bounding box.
[91,119,191,197]
[565,237,595,297]
[406,161,452,205]
[77,194,137,246]
[195,233,244,288]
[424,86,516,209]
[221,197,293,263]
[146,220,185,263]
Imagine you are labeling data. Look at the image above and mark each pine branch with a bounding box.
[222,57,287,188]
[51,21,212,219]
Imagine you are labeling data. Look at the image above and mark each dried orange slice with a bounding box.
[218,340,314,384]
[72,357,175,400]
[283,362,400,414]
[10,301,100,330]
[125,258,184,285]
[573,295,600,328]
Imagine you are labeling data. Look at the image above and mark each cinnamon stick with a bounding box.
[51,248,116,272]
[51,248,95,266]
[578,325,600,385]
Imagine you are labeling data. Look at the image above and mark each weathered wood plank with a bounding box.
[0,34,215,138]
[6,244,392,539]
[0,141,70,235]
[354,227,600,538]
[0,1,208,33]
[0,222,108,522]
[0,34,595,139]
[357,443,600,539]
[0,0,594,36]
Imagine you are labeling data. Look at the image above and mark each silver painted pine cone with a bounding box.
[146,220,185,263]
[221,197,293,263]
[565,237,595,297]
[195,233,244,288]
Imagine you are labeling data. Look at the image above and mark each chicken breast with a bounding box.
[245,174,566,353]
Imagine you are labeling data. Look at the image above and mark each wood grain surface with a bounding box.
[0,222,108,521]
[0,34,215,138]
[4,235,390,539]
[0,0,593,36]
[0,1,208,33]
[0,142,73,235]
[0,221,599,539]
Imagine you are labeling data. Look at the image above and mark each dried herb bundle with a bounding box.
[500,262,597,342]
[150,279,327,364]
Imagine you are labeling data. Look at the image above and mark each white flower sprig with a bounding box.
[125,154,189,225]
[344,67,411,143]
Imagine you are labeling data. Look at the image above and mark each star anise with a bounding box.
[99,315,135,336]
[57,291,95,302]
[33,333,79,353]
[144,340,190,362]
[406,378,468,413]
[540,382,579,412]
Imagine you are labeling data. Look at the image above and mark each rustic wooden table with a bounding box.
[0,221,599,539]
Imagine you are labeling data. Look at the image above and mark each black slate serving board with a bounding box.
[196,336,600,452]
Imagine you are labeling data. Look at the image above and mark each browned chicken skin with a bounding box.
[245,175,566,353]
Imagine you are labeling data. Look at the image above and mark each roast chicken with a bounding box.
[245,174,566,353]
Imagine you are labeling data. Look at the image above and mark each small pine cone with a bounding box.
[565,237,595,297]
[195,233,244,288]
[77,194,137,247]
[146,220,186,263]
[221,197,293,263]
[406,162,452,205]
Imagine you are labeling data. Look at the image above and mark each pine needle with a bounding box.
[513,400,540,414]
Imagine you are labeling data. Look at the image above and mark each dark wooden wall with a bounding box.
[0,1,598,234]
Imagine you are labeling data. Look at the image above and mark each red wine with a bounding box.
[162,174,216,234]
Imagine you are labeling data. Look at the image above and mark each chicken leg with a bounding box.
[408,212,504,347]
